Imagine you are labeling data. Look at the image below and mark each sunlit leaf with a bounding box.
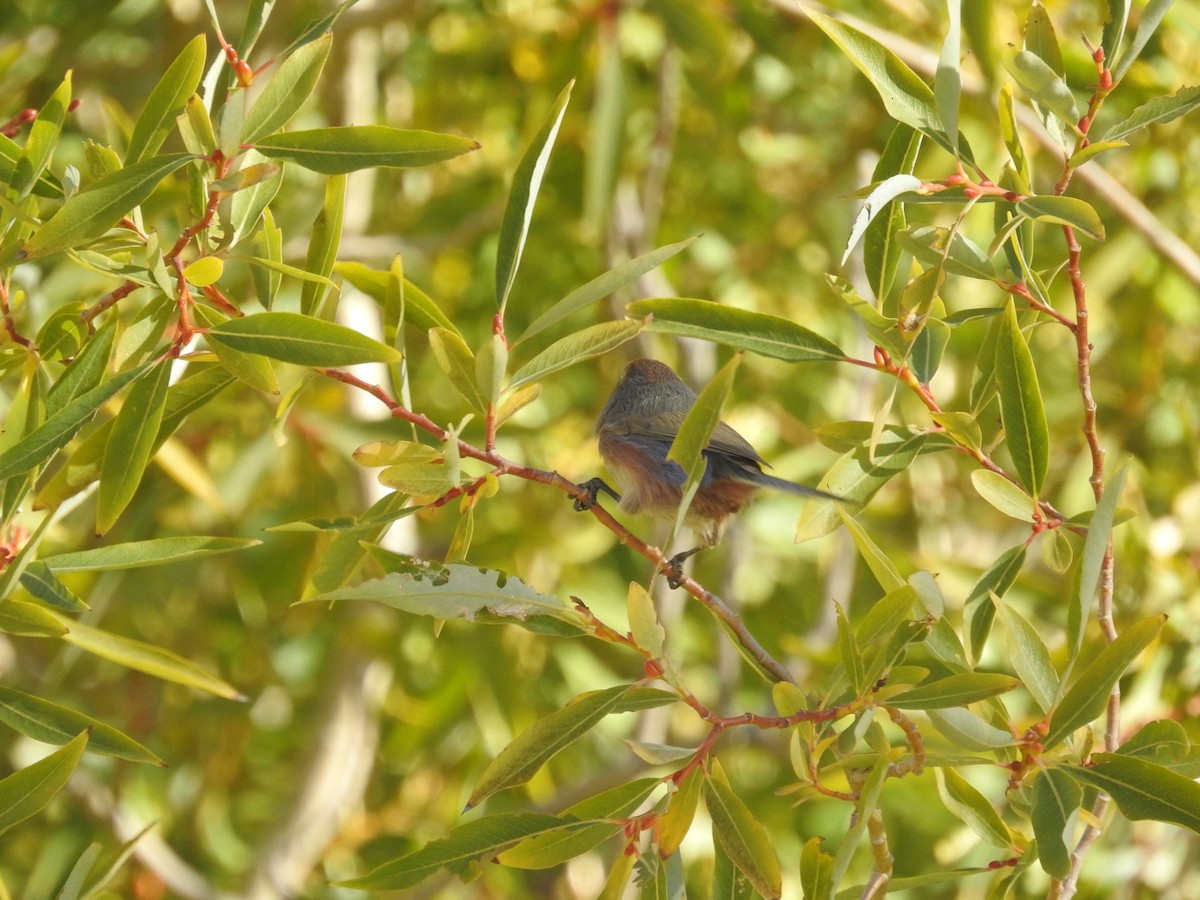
[241,31,332,144]
[1065,754,1200,835]
[126,34,206,163]
[254,126,480,174]
[705,761,782,900]
[1031,767,1081,878]
[207,312,399,366]
[97,362,172,533]
[935,767,1013,849]
[509,318,647,389]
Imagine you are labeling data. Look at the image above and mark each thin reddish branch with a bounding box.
[81,279,140,325]
[0,278,32,348]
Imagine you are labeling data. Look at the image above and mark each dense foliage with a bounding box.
[1,1,1198,898]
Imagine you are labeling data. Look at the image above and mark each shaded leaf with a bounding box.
[705,762,782,900]
[0,731,87,837]
[42,536,259,572]
[254,126,479,174]
[935,767,1013,849]
[97,362,172,533]
[0,686,163,765]
[627,297,843,362]
[997,601,1058,714]
[994,299,1049,494]
[207,311,399,366]
[1065,753,1200,835]
[428,327,485,411]
[1112,0,1174,81]
[18,561,85,612]
[335,261,459,335]
[1031,767,1081,878]
[1016,196,1105,240]
[509,318,647,389]
[1069,462,1128,663]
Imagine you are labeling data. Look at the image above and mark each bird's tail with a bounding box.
[746,471,841,502]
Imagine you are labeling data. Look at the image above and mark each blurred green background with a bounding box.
[1,0,1198,897]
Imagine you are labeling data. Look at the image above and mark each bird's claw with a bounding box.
[573,477,620,512]
[665,547,700,589]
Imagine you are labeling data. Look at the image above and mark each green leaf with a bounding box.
[428,327,485,411]
[498,778,659,869]
[1030,767,1081,878]
[1045,614,1166,749]
[935,0,962,155]
[0,686,163,765]
[1112,0,1174,81]
[335,813,572,890]
[207,311,399,366]
[863,123,922,304]
[44,317,117,418]
[997,601,1059,714]
[253,126,480,175]
[627,298,844,362]
[842,174,923,266]
[241,31,332,144]
[1023,3,1065,77]
[1065,754,1200,835]
[300,172,345,315]
[334,261,460,335]
[1003,49,1079,128]
[475,333,507,410]
[0,364,151,481]
[889,673,1020,710]
[23,153,193,259]
[309,564,585,636]
[964,545,1026,663]
[18,561,85,612]
[42,536,259,572]
[667,353,739,484]
[56,616,244,700]
[467,684,636,808]
[0,133,62,200]
[0,597,69,637]
[799,836,834,900]
[377,461,456,495]
[0,731,87,837]
[509,318,647,390]
[495,80,574,313]
[971,469,1036,521]
[840,511,905,592]
[8,73,70,201]
[1101,0,1131,66]
[805,9,965,160]
[226,151,284,246]
[1102,85,1200,142]
[899,225,996,280]
[1117,720,1200,778]
[835,602,864,695]
[1069,462,1128,664]
[96,362,172,533]
[705,761,782,900]
[1067,139,1128,168]
[517,236,697,345]
[182,255,223,287]
[627,582,665,659]
[994,299,1049,495]
[1016,195,1105,240]
[658,767,703,858]
[926,707,1016,751]
[934,767,1013,849]
[126,35,206,163]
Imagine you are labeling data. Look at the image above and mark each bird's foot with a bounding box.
[573,477,621,512]
[665,547,701,589]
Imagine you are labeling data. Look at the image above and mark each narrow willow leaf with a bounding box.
[0,732,87,837]
[971,469,1035,521]
[377,461,456,496]
[840,511,905,592]
[1069,461,1128,663]
[835,602,865,695]
[253,126,480,174]
[627,582,665,658]
[57,617,243,700]
[44,317,116,417]
[517,236,697,345]
[964,545,1026,663]
[97,362,172,533]
[1065,754,1200,835]
[899,225,995,280]
[842,174,923,265]
[935,767,1013,849]
[888,673,1020,710]
[334,261,459,335]
[806,10,965,160]
[1016,195,1105,240]
[1101,0,1131,66]
[1031,767,1081,878]
[935,0,962,155]
[300,172,345,314]
[126,35,206,163]
[309,564,584,636]
[0,364,150,481]
[23,154,193,259]
[1004,49,1079,128]
[1117,720,1200,777]
[994,299,1048,494]
[467,684,635,808]
[1023,3,1065,76]
[705,762,782,900]
[207,312,399,365]
[18,561,85,612]
[9,74,70,201]
[1102,85,1200,142]
[42,536,259,572]
[1045,614,1166,749]
[241,31,332,144]
[0,598,69,636]
[177,93,217,157]
[627,298,844,362]
[997,601,1058,713]
[498,778,659,870]
[509,318,646,389]
[227,151,283,246]
[799,836,834,900]
[335,813,572,890]
[0,686,163,765]
[428,327,484,411]
[666,353,739,482]
[1067,139,1128,168]
[475,333,507,410]
[1112,0,1173,81]
[497,382,542,426]
[581,29,623,236]
[863,123,922,304]
[926,707,1015,750]
[495,80,574,313]
[0,133,62,198]
[658,767,702,858]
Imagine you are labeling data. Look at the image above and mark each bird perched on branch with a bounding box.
[575,358,837,585]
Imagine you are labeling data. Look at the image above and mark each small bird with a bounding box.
[575,358,836,584]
